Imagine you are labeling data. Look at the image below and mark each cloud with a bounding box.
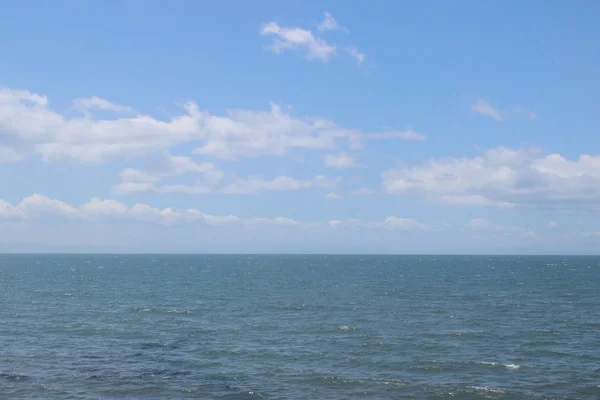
[464,218,535,238]
[382,146,600,208]
[471,99,537,121]
[440,195,515,208]
[324,152,357,168]
[0,200,27,219]
[318,12,349,33]
[548,221,558,228]
[327,216,430,231]
[368,128,427,141]
[223,175,338,195]
[0,88,364,163]
[74,96,134,114]
[260,22,336,62]
[351,188,376,196]
[379,216,429,230]
[471,99,503,121]
[79,198,129,218]
[1,194,436,233]
[324,193,343,200]
[519,230,536,239]
[466,218,491,229]
[346,47,365,64]
[18,194,80,218]
[260,14,364,64]
[112,154,222,194]
[1,194,302,226]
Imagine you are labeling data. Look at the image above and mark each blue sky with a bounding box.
[1,0,600,253]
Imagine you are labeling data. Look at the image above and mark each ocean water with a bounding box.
[0,255,599,399]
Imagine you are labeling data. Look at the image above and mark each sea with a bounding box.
[0,254,599,399]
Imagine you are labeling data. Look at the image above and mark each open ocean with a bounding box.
[1,254,599,399]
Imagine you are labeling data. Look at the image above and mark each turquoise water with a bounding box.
[1,255,599,399]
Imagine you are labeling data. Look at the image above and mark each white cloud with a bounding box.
[155,185,212,194]
[129,203,186,225]
[467,218,491,229]
[0,194,303,226]
[244,216,298,227]
[18,194,80,218]
[548,221,558,228]
[379,216,429,230]
[471,99,537,121]
[260,22,336,62]
[351,188,376,196]
[0,88,364,163]
[74,96,134,114]
[324,152,357,168]
[260,14,365,65]
[369,128,427,141]
[326,216,429,230]
[346,47,365,64]
[324,193,343,200]
[318,12,349,33]
[112,154,222,194]
[519,230,536,239]
[197,212,241,226]
[0,200,27,219]
[382,146,600,208]
[440,195,515,208]
[1,194,435,233]
[223,175,337,195]
[79,198,129,218]
[112,182,156,195]
[471,99,503,121]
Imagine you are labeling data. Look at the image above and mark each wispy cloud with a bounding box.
[471,99,503,121]
[260,12,365,65]
[74,96,134,114]
[260,22,336,62]
[324,152,357,168]
[351,188,376,196]
[1,193,435,233]
[471,99,537,121]
[369,128,427,141]
[318,12,349,33]
[346,47,365,65]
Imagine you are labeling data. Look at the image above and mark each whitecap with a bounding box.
[477,361,520,370]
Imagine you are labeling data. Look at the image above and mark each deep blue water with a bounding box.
[0,255,599,399]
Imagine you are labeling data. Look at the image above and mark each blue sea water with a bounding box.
[0,254,599,399]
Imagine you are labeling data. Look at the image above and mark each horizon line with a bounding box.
[1,252,599,257]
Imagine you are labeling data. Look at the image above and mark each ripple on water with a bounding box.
[1,254,599,399]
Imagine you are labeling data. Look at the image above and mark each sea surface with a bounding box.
[1,255,599,399]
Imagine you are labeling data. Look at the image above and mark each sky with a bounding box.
[1,0,600,254]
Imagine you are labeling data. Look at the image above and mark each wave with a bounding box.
[133,306,193,314]
[476,361,521,370]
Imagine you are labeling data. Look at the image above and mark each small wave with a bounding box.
[476,361,520,370]
[134,306,193,314]
[338,325,360,331]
